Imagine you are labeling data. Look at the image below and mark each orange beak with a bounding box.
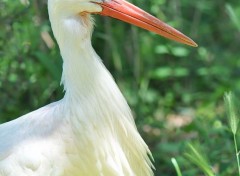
[93,0,197,47]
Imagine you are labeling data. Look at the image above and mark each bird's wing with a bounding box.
[0,101,67,176]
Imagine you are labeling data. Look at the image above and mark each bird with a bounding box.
[0,0,197,175]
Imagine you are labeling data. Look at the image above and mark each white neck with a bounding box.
[60,32,104,99]
[49,14,105,98]
[49,12,133,117]
[50,17,88,90]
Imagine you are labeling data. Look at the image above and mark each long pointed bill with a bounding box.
[93,0,197,47]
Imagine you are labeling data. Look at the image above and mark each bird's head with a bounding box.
[48,0,197,47]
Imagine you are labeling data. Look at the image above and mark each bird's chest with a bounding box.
[61,116,138,176]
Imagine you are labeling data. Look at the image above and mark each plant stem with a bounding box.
[171,158,182,176]
[233,134,240,176]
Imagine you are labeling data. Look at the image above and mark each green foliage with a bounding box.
[1,0,240,175]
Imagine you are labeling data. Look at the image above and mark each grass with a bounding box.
[179,92,240,176]
[171,158,183,176]
[224,92,240,176]
[185,143,215,176]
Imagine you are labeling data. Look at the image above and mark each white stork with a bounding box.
[0,0,197,175]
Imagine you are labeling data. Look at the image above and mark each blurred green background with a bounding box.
[0,0,240,175]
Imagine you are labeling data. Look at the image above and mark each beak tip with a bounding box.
[183,36,198,47]
[190,41,198,47]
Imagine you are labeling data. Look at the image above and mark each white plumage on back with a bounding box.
[0,0,153,175]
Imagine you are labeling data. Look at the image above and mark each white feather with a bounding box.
[0,0,154,175]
